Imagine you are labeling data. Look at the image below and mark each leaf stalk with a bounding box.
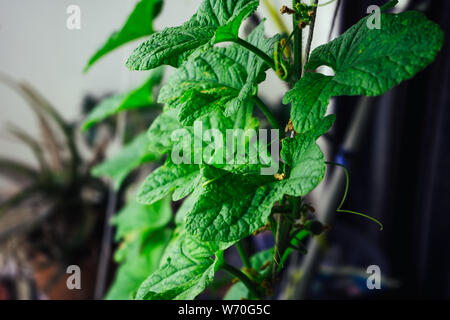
[221,263,264,299]
[252,96,281,130]
[231,37,276,71]
[236,241,252,270]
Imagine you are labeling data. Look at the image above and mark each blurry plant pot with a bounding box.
[31,252,98,300]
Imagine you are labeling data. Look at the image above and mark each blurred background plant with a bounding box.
[0,74,112,299]
[0,59,168,299]
[0,0,168,300]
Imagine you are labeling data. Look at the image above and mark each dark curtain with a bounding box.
[328,0,450,298]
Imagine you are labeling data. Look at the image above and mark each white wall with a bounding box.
[0,1,128,167]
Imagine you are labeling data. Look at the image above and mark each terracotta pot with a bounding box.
[31,253,98,300]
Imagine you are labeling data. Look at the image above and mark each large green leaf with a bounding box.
[106,194,173,300]
[85,0,163,71]
[111,196,172,240]
[147,108,182,155]
[278,132,327,197]
[140,121,255,211]
[136,159,201,205]
[185,125,330,242]
[283,11,443,134]
[147,108,233,158]
[106,228,171,300]
[139,106,260,206]
[126,0,259,71]
[185,165,280,242]
[135,227,231,300]
[82,69,163,130]
[106,197,172,299]
[158,21,278,125]
[283,73,334,135]
[174,190,201,226]
[92,132,160,189]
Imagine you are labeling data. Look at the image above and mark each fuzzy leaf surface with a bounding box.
[137,160,200,205]
[126,0,259,70]
[135,228,231,300]
[159,21,278,125]
[283,11,443,134]
[185,125,330,242]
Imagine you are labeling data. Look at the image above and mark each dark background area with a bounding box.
[327,0,450,299]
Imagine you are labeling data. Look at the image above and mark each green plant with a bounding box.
[84,0,443,300]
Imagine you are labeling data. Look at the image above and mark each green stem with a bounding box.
[303,0,319,75]
[271,213,293,283]
[236,242,252,270]
[293,0,303,81]
[231,37,276,71]
[252,96,281,130]
[278,229,309,273]
[271,215,283,283]
[293,196,302,220]
[269,0,308,289]
[221,263,264,299]
[281,25,298,54]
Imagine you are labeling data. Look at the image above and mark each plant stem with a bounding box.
[278,229,309,273]
[95,113,126,299]
[221,263,263,299]
[271,214,293,284]
[252,96,281,130]
[269,0,309,290]
[236,241,252,270]
[293,196,302,220]
[303,0,319,75]
[94,185,118,299]
[292,0,303,81]
[231,37,276,71]
[271,215,283,283]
